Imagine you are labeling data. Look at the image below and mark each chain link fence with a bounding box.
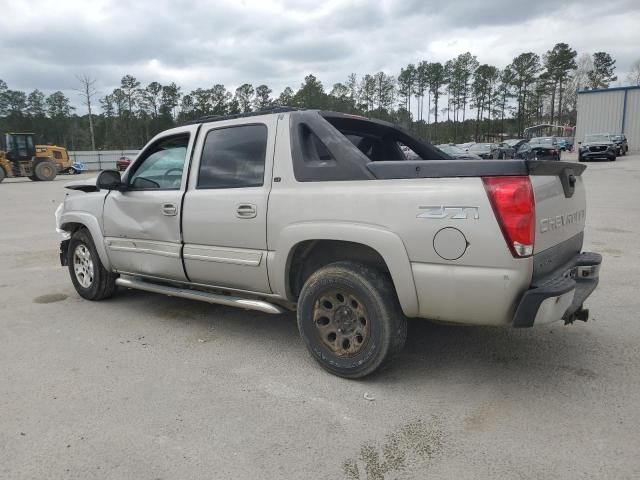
[68,150,140,171]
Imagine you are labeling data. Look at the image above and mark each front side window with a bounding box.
[129,135,189,190]
[197,125,267,189]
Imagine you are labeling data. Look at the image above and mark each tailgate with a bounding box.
[529,161,587,254]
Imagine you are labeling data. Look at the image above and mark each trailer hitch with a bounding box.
[564,306,589,325]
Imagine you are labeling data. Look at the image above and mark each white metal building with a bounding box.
[575,85,640,151]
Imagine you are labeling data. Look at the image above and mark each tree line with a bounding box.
[0,43,627,150]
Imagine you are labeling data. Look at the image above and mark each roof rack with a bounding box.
[186,106,302,125]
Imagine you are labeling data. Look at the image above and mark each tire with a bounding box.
[68,229,118,301]
[0,167,5,183]
[34,160,57,181]
[578,155,584,162]
[297,261,407,379]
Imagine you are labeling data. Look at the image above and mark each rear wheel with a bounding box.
[297,261,407,379]
[34,160,57,181]
[68,229,118,301]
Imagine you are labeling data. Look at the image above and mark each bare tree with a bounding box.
[75,74,98,150]
[626,59,640,86]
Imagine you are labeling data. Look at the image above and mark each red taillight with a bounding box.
[482,176,535,257]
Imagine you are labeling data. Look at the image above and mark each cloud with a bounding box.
[1,0,639,112]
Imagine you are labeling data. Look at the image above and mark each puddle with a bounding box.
[34,293,68,304]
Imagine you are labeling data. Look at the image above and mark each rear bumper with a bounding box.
[512,252,602,328]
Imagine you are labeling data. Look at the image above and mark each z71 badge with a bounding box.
[417,206,479,220]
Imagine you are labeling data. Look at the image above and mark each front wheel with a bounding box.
[34,160,57,181]
[297,261,407,379]
[68,229,118,300]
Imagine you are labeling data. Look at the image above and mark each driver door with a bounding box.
[103,127,198,281]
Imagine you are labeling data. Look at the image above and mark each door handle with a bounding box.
[162,203,178,216]
[236,204,257,219]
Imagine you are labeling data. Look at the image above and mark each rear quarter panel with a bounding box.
[267,122,532,325]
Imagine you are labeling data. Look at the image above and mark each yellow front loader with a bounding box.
[0,133,72,183]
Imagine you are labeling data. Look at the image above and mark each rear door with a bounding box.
[102,126,198,281]
[181,116,278,293]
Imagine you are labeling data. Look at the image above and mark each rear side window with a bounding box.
[298,123,336,166]
[198,125,267,189]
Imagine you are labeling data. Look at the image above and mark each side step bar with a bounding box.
[115,277,286,315]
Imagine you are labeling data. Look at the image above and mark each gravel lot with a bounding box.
[1,153,640,479]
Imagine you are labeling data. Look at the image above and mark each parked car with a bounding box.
[56,108,601,378]
[517,137,561,161]
[556,138,568,151]
[504,138,528,152]
[467,143,499,159]
[495,142,517,159]
[67,162,87,174]
[116,156,132,171]
[456,142,475,152]
[436,144,482,160]
[578,134,618,162]
[399,144,420,159]
[611,134,628,156]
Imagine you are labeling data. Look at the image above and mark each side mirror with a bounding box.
[97,170,124,191]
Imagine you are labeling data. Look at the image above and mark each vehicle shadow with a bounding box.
[1,175,86,184]
[113,289,595,384]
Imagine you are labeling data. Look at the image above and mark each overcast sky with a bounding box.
[2,0,640,112]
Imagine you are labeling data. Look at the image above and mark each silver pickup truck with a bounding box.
[55,108,601,378]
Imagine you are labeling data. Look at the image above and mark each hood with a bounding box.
[65,176,99,192]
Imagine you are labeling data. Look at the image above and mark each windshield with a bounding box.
[531,137,555,144]
[469,144,491,153]
[585,134,610,143]
[504,139,522,146]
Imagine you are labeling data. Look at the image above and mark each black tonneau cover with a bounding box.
[367,160,586,179]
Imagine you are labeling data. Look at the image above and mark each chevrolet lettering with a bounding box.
[540,210,586,233]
